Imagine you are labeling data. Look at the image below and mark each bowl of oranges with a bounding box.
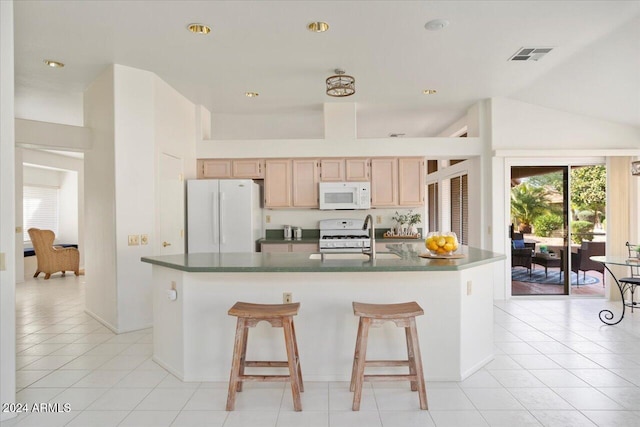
[425,232,459,256]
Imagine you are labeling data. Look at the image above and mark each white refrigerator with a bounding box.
[187,179,263,253]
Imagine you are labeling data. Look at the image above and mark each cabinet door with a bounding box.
[233,159,264,179]
[261,243,291,252]
[398,157,425,206]
[319,159,345,182]
[370,158,398,207]
[290,243,319,252]
[345,158,370,181]
[199,159,232,178]
[292,159,319,207]
[265,159,292,208]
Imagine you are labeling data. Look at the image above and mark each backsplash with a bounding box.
[263,208,426,231]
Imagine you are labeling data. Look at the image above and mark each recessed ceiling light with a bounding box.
[43,59,64,68]
[307,22,329,32]
[187,23,211,34]
[245,92,259,98]
[423,89,437,95]
[424,19,449,31]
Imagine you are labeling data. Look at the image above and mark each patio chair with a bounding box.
[570,241,605,286]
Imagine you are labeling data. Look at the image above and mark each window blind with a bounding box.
[23,186,59,241]
[428,182,439,232]
[449,174,468,245]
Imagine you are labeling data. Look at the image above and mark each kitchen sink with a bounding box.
[309,253,401,261]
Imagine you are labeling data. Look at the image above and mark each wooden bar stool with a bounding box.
[226,302,304,411]
[349,301,427,411]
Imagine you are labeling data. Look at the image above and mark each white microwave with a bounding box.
[319,182,371,210]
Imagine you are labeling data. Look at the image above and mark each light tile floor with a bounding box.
[3,275,640,426]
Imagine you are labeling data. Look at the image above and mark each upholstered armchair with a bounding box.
[27,228,79,279]
[571,241,605,285]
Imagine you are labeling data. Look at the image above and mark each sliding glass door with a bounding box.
[510,164,606,296]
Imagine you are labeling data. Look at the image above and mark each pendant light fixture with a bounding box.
[326,69,355,97]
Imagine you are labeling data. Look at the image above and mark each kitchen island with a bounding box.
[141,244,505,382]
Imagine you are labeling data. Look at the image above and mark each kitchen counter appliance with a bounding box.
[319,219,371,253]
[319,182,370,210]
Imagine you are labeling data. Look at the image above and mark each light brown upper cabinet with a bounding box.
[398,157,425,206]
[232,159,264,179]
[292,159,319,207]
[198,159,232,179]
[264,159,291,208]
[199,158,264,179]
[319,159,345,182]
[345,158,370,181]
[370,158,398,207]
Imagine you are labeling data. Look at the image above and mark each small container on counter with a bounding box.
[294,227,302,240]
[284,225,292,240]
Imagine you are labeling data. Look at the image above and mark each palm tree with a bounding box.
[511,182,549,233]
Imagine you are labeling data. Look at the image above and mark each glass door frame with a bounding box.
[505,156,606,299]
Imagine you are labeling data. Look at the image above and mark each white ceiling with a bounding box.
[13,0,640,139]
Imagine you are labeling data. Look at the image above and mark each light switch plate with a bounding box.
[0,252,5,271]
[15,226,23,234]
[140,234,149,245]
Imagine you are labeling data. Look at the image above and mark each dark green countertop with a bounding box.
[141,243,505,273]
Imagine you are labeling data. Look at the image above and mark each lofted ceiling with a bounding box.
[13,0,640,139]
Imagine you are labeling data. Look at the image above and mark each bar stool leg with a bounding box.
[405,325,418,392]
[290,318,304,392]
[349,318,364,392]
[407,317,428,410]
[283,317,302,411]
[236,326,249,392]
[226,317,247,411]
[352,317,371,411]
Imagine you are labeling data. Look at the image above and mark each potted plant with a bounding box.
[407,210,422,235]
[392,211,408,235]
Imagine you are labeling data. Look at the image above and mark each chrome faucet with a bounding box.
[362,214,376,260]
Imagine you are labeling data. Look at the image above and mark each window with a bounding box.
[450,174,468,245]
[23,185,59,241]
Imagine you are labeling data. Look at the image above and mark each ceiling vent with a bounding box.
[509,47,554,62]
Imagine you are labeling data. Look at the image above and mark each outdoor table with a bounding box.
[591,255,639,325]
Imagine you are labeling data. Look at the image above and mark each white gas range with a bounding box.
[318,219,372,253]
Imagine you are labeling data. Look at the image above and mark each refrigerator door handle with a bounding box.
[220,192,226,245]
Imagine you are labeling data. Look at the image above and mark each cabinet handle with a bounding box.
[162,241,171,247]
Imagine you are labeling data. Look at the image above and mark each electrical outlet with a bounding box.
[128,235,140,246]
[266,215,271,223]
[140,234,149,245]
[376,215,382,224]
[15,226,23,234]
[0,253,5,271]
[467,280,473,296]
[283,292,292,304]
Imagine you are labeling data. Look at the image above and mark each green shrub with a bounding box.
[533,214,563,237]
[576,210,595,222]
[571,220,594,244]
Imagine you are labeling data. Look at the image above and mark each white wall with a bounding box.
[15,87,83,127]
[0,0,16,420]
[84,64,197,333]
[84,66,118,329]
[491,97,640,150]
[113,65,156,332]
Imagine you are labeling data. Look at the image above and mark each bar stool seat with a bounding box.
[226,302,304,411]
[350,301,428,411]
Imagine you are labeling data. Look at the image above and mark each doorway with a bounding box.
[510,164,606,296]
